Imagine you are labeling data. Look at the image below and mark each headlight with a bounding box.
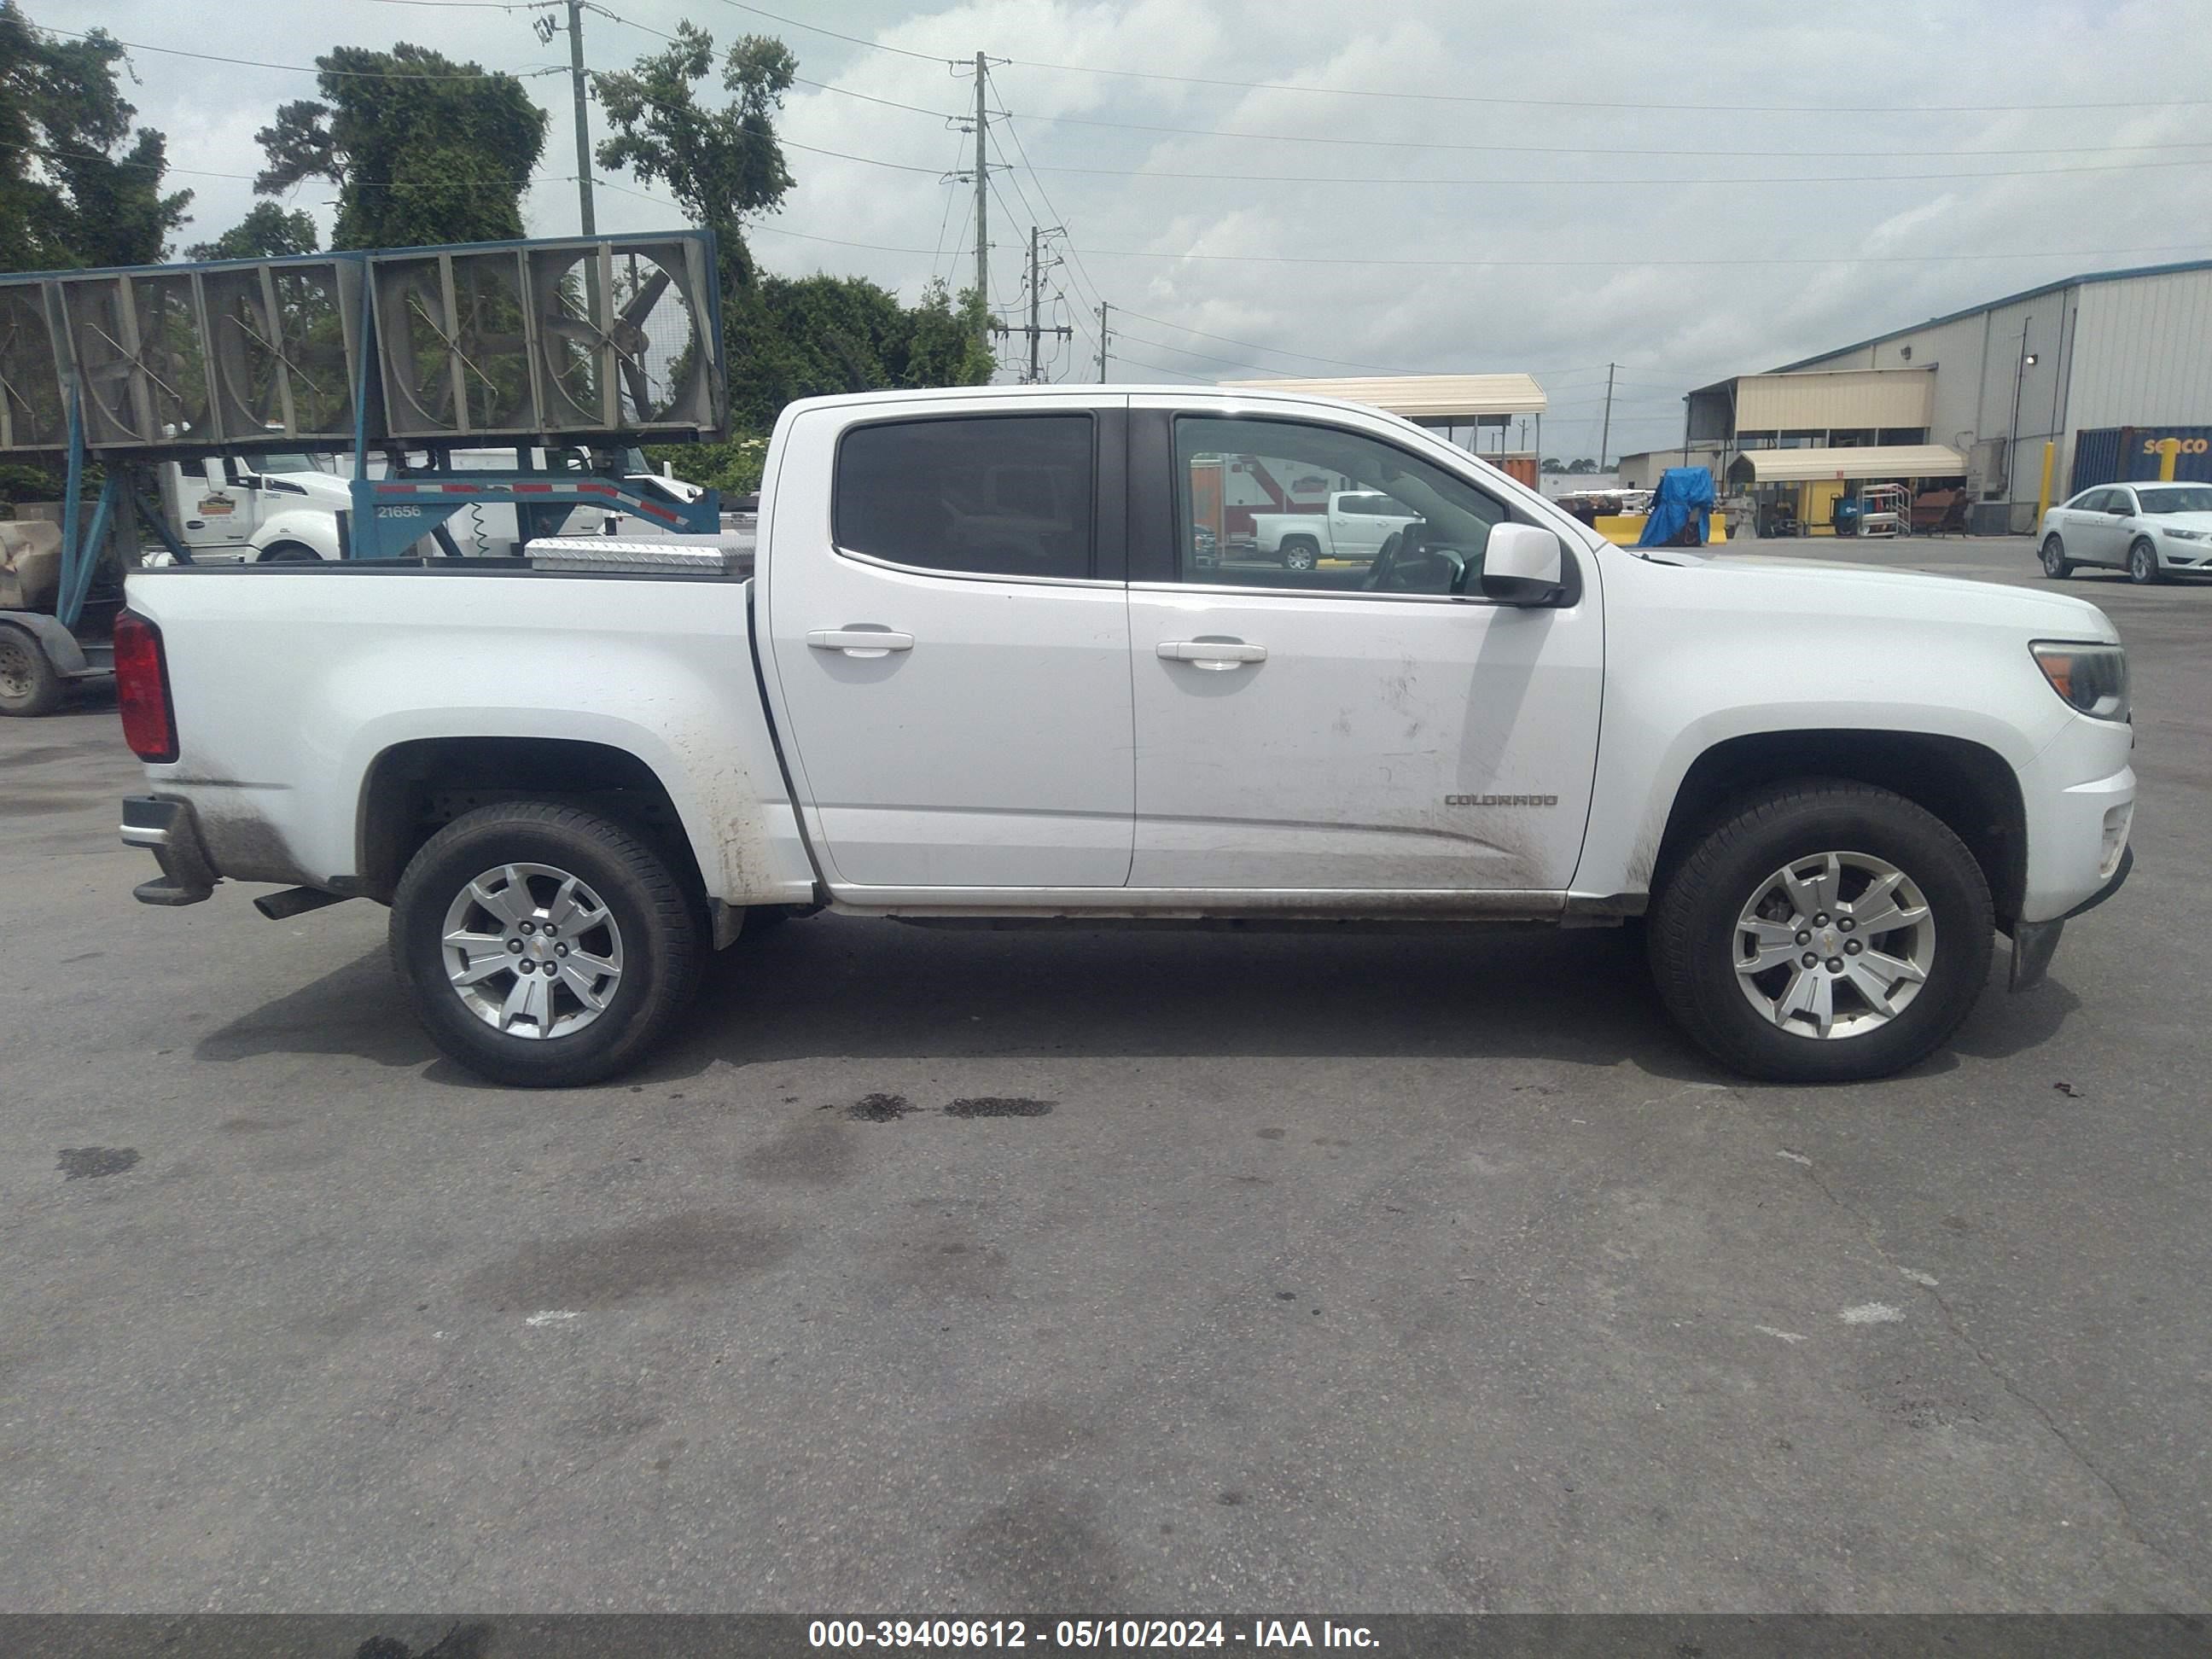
[2162,527,2209,542]
[2031,641,2130,722]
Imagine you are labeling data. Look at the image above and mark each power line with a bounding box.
[654,1,2212,117]
[981,104,2212,163]
[995,56,2212,117]
[34,25,567,79]
[1062,240,2212,270]
[706,0,951,64]
[993,154,2212,188]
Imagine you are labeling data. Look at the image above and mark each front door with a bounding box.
[1126,406,1604,894]
[762,399,1133,894]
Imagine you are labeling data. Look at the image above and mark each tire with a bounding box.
[389,802,701,1087]
[2039,533,2075,579]
[1647,781,1993,1083]
[2128,538,2163,585]
[1281,538,1319,573]
[256,541,322,563]
[0,625,62,717]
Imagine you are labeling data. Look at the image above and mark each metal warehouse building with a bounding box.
[1627,259,2212,533]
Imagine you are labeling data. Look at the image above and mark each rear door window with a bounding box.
[834,415,1096,580]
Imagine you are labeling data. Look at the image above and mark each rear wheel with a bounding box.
[1647,782,1992,1082]
[390,803,701,1087]
[0,626,61,717]
[2039,533,2075,579]
[1281,538,1319,572]
[2128,538,2163,585]
[256,541,322,563]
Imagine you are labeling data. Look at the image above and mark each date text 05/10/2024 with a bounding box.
[806,1621,1380,1650]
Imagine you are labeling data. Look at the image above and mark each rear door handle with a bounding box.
[1158,638,1266,669]
[807,628,914,657]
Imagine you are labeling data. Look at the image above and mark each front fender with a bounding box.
[247,510,341,560]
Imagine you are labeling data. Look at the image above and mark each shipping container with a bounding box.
[2068,425,2212,492]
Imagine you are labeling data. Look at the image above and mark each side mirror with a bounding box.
[1480,523,1567,605]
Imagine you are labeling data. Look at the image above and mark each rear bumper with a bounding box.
[120,794,217,905]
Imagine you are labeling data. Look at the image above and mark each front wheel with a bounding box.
[2040,533,2075,579]
[2128,538,2163,585]
[1647,782,1993,1082]
[390,803,701,1086]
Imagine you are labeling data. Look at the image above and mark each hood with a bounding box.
[262,469,353,506]
[1674,550,2121,642]
[2146,511,2212,533]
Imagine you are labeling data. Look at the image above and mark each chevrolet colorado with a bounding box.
[114,386,2135,1086]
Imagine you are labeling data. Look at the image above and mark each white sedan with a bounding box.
[2039,481,2212,585]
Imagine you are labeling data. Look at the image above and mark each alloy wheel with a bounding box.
[1732,851,1936,1040]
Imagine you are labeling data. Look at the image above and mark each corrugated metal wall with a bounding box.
[2065,269,2212,433]
[1735,370,1933,430]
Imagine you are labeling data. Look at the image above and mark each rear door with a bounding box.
[1123,402,1604,894]
[760,397,1133,894]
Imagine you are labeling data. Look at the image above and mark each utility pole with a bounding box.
[567,0,595,236]
[1016,226,1073,382]
[1598,362,1615,471]
[973,53,990,353]
[1097,302,1110,381]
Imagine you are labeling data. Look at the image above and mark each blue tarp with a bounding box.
[1637,466,1717,547]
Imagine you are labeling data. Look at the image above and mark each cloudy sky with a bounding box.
[33,0,2212,459]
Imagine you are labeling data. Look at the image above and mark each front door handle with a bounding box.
[807,628,914,658]
[1158,638,1266,670]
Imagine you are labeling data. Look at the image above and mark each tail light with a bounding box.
[114,609,178,763]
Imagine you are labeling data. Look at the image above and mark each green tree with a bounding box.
[594,26,995,426]
[0,1,192,271]
[185,200,318,262]
[253,44,546,250]
[592,24,795,292]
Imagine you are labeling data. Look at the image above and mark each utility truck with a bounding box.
[115,386,2135,1087]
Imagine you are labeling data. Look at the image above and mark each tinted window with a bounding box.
[2139,486,2212,513]
[2110,490,2138,515]
[1177,416,1508,596]
[835,415,1094,579]
[2073,489,2111,512]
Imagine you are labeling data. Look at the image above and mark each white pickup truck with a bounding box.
[1249,490,1419,572]
[114,386,2136,1088]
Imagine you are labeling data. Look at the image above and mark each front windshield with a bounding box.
[2135,486,2212,514]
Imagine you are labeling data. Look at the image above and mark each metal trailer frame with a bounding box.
[10,230,726,638]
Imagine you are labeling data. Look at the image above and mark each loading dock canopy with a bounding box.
[1732,444,1966,482]
[1217,374,1547,419]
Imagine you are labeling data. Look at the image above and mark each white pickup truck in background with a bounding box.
[1249,489,1420,571]
[114,386,2135,1088]
[145,450,707,565]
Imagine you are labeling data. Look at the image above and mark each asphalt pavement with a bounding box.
[2,534,2207,1613]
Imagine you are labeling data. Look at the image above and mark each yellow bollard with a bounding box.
[2036,440,2055,526]
[2157,436,2182,481]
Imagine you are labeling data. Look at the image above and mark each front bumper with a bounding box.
[2011,844,2133,991]
[120,794,218,906]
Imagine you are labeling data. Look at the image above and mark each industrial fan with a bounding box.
[59,271,212,446]
[0,280,68,453]
[203,259,361,445]
[371,250,536,438]
[527,237,719,436]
